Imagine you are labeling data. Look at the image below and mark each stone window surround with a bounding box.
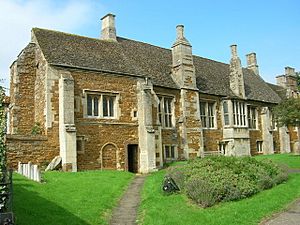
[221,100,248,128]
[157,94,176,129]
[218,140,229,155]
[199,100,217,129]
[82,89,120,120]
[163,144,178,160]
[247,105,258,130]
[256,140,263,153]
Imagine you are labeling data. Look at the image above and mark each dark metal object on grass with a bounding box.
[162,176,180,193]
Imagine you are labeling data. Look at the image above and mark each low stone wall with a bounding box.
[6,134,59,170]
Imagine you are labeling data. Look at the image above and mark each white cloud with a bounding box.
[0,0,104,89]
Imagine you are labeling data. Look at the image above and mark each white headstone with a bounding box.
[45,156,62,171]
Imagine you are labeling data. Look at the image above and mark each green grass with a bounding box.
[255,153,300,168]
[138,154,300,225]
[13,170,134,225]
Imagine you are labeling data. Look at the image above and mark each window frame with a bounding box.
[158,96,175,128]
[247,106,258,130]
[199,101,216,129]
[222,101,230,127]
[256,141,263,153]
[84,91,118,119]
[232,100,247,127]
[163,144,177,160]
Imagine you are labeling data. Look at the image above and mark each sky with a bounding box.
[0,0,299,91]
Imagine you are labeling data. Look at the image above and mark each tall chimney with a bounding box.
[246,52,259,76]
[171,25,196,89]
[229,44,245,98]
[101,13,117,41]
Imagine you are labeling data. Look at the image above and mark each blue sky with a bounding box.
[0,0,299,89]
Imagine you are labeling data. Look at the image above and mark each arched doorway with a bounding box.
[101,143,117,169]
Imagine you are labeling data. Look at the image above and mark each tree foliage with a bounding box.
[273,98,300,127]
[0,86,6,172]
[297,72,300,91]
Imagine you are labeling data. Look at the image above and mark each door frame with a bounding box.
[126,143,139,173]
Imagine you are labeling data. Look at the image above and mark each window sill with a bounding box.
[161,127,176,130]
[202,127,218,130]
[84,116,118,120]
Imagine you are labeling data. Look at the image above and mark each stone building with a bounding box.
[6,13,300,173]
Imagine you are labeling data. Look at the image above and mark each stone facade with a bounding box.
[6,13,299,173]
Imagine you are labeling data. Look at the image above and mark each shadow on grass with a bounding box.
[13,177,89,225]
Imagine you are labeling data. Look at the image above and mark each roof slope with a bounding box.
[32,28,281,103]
[267,83,287,100]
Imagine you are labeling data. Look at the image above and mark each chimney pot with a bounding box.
[230,44,238,58]
[176,25,184,40]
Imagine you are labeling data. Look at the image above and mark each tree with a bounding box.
[297,72,300,91]
[274,98,300,155]
[0,86,6,172]
[0,85,8,213]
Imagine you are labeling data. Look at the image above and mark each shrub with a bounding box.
[185,177,217,208]
[166,156,288,207]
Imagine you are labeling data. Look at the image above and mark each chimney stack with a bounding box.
[171,24,196,89]
[246,52,259,76]
[276,66,298,91]
[229,44,245,98]
[285,66,296,76]
[230,44,238,58]
[101,13,117,41]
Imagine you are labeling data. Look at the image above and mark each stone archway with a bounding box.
[101,143,117,169]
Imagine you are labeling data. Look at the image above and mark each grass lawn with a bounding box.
[255,153,300,168]
[13,170,134,225]
[138,154,300,225]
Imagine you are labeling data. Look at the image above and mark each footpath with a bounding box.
[261,169,300,225]
[110,170,300,225]
[110,175,146,225]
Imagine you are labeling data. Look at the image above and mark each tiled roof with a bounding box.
[32,28,281,103]
[267,83,287,101]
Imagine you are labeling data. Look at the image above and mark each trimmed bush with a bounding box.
[166,156,288,207]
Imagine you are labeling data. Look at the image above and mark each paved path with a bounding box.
[261,170,300,225]
[261,199,300,225]
[110,175,146,225]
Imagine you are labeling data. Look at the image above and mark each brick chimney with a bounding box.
[246,52,259,76]
[101,13,117,41]
[229,44,245,98]
[171,25,196,89]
